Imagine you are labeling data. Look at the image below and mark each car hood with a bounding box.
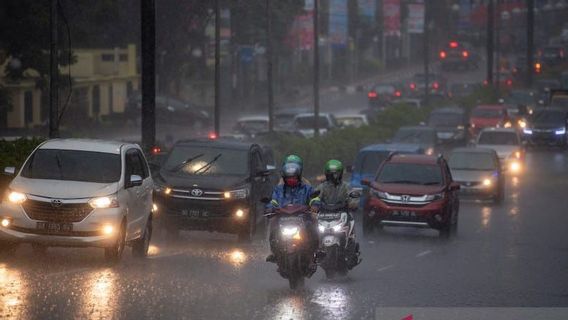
[375,183,444,196]
[476,144,517,159]
[157,171,249,190]
[451,169,496,182]
[10,177,119,199]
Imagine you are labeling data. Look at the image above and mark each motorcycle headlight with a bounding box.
[425,147,434,155]
[523,128,533,135]
[424,192,444,201]
[281,226,299,237]
[7,190,27,204]
[318,224,325,233]
[89,196,119,209]
[224,188,249,200]
[332,224,343,233]
[518,119,527,129]
[555,128,566,135]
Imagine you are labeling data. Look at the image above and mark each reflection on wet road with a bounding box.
[1,151,568,319]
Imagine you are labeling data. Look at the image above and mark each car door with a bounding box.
[124,149,147,240]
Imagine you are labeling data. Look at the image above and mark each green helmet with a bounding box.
[324,159,344,185]
[284,154,303,167]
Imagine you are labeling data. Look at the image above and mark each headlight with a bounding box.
[155,184,171,195]
[503,121,512,128]
[523,128,533,135]
[89,196,119,209]
[510,161,521,173]
[7,191,27,204]
[482,178,492,187]
[281,226,299,237]
[224,188,249,199]
[332,224,343,233]
[318,225,325,233]
[457,125,465,130]
[518,120,527,129]
[555,128,566,135]
[425,147,434,156]
[424,192,444,201]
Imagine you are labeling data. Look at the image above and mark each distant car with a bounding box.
[153,139,274,242]
[504,90,538,111]
[274,107,311,131]
[448,148,504,203]
[439,40,480,71]
[538,45,566,66]
[469,105,510,137]
[232,116,269,137]
[476,128,524,174]
[367,84,403,108]
[361,153,460,237]
[391,126,440,155]
[336,114,369,128]
[448,82,481,99]
[523,108,568,148]
[391,98,423,109]
[0,139,154,262]
[407,73,447,98]
[428,107,469,144]
[293,113,338,138]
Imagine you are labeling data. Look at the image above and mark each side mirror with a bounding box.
[3,167,15,176]
[349,191,361,199]
[266,164,276,171]
[128,175,143,188]
[449,182,461,191]
[361,178,371,187]
[257,169,272,177]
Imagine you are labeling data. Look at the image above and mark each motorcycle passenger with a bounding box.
[316,160,358,211]
[266,161,320,263]
[278,154,311,186]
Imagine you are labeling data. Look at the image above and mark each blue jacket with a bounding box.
[266,183,319,209]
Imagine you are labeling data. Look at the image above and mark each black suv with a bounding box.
[153,139,275,241]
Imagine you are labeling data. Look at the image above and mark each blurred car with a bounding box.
[0,139,154,261]
[549,90,568,110]
[367,84,403,108]
[448,148,504,203]
[391,126,440,155]
[504,89,538,111]
[476,128,524,174]
[538,45,566,66]
[274,107,310,131]
[232,116,269,138]
[496,70,515,89]
[407,73,448,98]
[448,82,481,99]
[293,113,338,138]
[391,98,423,109]
[428,107,469,144]
[523,107,568,148]
[336,114,369,128]
[361,153,460,237]
[439,40,480,71]
[469,105,510,137]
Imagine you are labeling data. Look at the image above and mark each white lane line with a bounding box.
[377,265,395,272]
[415,250,432,258]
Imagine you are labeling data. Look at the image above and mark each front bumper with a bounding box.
[364,197,449,229]
[457,182,497,198]
[0,202,123,248]
[524,132,565,146]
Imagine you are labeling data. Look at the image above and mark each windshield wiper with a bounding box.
[169,153,204,173]
[55,152,63,179]
[194,153,222,175]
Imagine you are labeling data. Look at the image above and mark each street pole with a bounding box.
[141,0,156,151]
[49,0,59,138]
[526,0,535,87]
[495,0,501,91]
[423,0,430,105]
[214,0,221,136]
[486,0,495,86]
[313,0,320,137]
[266,0,274,133]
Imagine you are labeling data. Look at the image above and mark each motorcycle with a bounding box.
[317,192,362,279]
[265,204,318,290]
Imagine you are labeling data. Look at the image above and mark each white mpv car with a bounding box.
[0,139,154,262]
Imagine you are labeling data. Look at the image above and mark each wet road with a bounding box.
[2,150,568,319]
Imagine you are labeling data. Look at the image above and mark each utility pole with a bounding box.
[526,0,535,87]
[141,0,156,151]
[214,0,221,136]
[49,0,59,138]
[313,0,320,137]
[486,0,495,86]
[266,0,274,133]
[495,0,501,91]
[423,0,430,105]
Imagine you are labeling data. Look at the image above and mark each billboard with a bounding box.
[383,0,401,36]
[359,0,376,22]
[329,0,348,48]
[407,3,424,34]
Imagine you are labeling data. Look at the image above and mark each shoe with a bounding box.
[266,254,277,263]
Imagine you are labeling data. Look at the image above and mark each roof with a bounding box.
[450,147,497,155]
[39,139,130,154]
[237,115,269,122]
[295,112,332,118]
[335,114,367,119]
[389,154,440,165]
[360,143,422,153]
[174,139,255,151]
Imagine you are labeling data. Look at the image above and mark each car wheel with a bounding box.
[31,243,48,255]
[104,221,126,264]
[132,216,152,258]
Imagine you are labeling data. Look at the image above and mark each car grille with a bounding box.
[22,200,93,223]
[170,188,224,201]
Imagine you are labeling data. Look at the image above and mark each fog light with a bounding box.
[434,214,442,222]
[235,209,244,218]
[483,178,492,187]
[510,162,521,173]
[164,188,172,195]
[1,218,10,227]
[102,225,114,235]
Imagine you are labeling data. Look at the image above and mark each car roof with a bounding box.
[39,139,131,154]
[450,147,497,155]
[389,154,440,165]
[174,139,256,151]
[479,127,517,134]
[237,115,269,122]
[360,143,422,153]
[295,112,332,118]
[336,114,366,119]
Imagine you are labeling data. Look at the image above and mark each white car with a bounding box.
[233,115,269,137]
[293,113,338,138]
[0,139,154,262]
[336,114,369,128]
[476,128,524,174]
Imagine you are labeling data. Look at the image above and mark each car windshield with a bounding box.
[164,146,248,176]
[355,151,389,175]
[449,152,496,171]
[428,113,463,127]
[295,116,330,129]
[21,149,121,183]
[393,129,436,144]
[478,132,518,145]
[377,163,443,185]
[337,117,365,127]
[531,110,565,125]
[236,120,268,133]
[472,108,503,118]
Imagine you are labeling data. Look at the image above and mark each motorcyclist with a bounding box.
[266,161,320,264]
[315,160,358,211]
[278,154,311,185]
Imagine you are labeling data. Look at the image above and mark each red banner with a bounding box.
[383,0,401,36]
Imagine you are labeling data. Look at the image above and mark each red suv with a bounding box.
[361,153,460,237]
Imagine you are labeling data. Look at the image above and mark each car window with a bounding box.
[134,149,149,178]
[377,163,443,185]
[355,151,389,175]
[478,132,519,146]
[449,152,497,171]
[126,149,145,178]
[164,145,249,176]
[252,150,263,174]
[472,108,503,118]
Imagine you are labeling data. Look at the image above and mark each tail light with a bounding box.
[535,62,542,73]
[395,90,402,97]
[410,83,416,90]
[450,41,459,48]
[368,91,378,99]
[151,146,161,155]
[432,82,439,89]
[208,132,218,140]
[439,51,447,59]
[462,50,469,58]
[506,79,513,86]
[560,49,565,58]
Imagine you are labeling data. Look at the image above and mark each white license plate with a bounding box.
[392,210,416,217]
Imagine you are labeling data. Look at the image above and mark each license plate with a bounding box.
[181,209,205,217]
[392,210,416,217]
[322,235,338,246]
[318,212,341,220]
[36,222,73,233]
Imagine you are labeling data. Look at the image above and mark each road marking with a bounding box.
[377,265,395,272]
[415,250,432,258]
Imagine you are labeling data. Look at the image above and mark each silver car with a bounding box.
[476,127,524,175]
[448,147,505,203]
[0,139,154,263]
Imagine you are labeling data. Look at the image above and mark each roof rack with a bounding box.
[386,151,399,161]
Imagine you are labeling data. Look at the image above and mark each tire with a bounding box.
[132,217,152,258]
[31,243,48,255]
[440,211,458,239]
[105,221,126,264]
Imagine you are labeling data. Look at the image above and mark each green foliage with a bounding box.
[0,138,44,170]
